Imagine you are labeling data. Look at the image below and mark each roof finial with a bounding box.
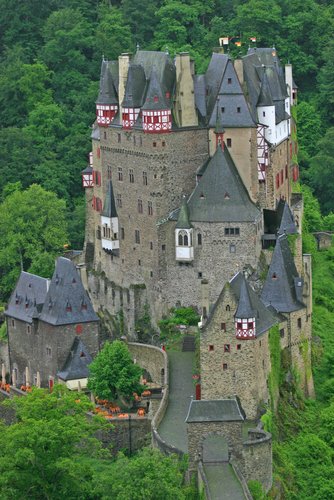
[136,42,140,52]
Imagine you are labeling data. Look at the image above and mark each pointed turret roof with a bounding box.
[277,200,297,235]
[142,69,170,111]
[187,146,260,222]
[203,272,279,337]
[122,64,147,108]
[235,276,255,318]
[97,60,118,105]
[39,257,99,325]
[176,197,192,229]
[261,235,304,313]
[57,338,92,381]
[214,105,225,134]
[101,180,117,218]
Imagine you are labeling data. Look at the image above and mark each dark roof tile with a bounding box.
[186,398,245,423]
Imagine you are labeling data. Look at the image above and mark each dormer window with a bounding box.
[66,301,72,312]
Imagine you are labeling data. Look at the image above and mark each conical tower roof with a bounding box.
[235,276,255,318]
[122,64,147,108]
[214,105,225,134]
[277,200,297,235]
[96,60,118,105]
[261,235,304,313]
[142,68,169,111]
[176,197,192,229]
[101,180,117,218]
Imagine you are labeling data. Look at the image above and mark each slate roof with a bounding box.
[277,200,298,235]
[133,50,175,102]
[122,64,147,108]
[230,273,279,336]
[263,200,297,236]
[203,272,279,338]
[5,272,49,323]
[261,235,305,313]
[235,278,255,319]
[57,338,92,381]
[97,60,118,105]
[101,180,117,218]
[81,165,93,175]
[242,48,289,125]
[39,257,99,325]
[142,68,170,111]
[207,60,256,128]
[176,197,192,229]
[185,398,245,423]
[203,53,229,121]
[185,146,260,223]
[257,70,274,107]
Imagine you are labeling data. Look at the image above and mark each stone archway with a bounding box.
[202,433,229,463]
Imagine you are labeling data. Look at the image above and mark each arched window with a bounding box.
[177,230,190,246]
[226,305,230,311]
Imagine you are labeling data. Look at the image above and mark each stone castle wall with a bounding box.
[7,317,99,388]
[200,286,271,420]
[159,219,262,317]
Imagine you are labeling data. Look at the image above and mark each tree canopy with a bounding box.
[88,340,144,402]
[0,184,68,300]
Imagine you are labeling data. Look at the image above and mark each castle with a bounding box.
[4,45,314,493]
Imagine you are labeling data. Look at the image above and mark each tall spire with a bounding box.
[176,196,192,229]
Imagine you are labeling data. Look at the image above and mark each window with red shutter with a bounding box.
[276,173,280,189]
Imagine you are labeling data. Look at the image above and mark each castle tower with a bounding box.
[101,180,119,254]
[235,279,256,339]
[175,197,193,262]
[142,69,172,133]
[261,235,314,396]
[122,64,146,129]
[96,60,118,127]
[200,272,278,419]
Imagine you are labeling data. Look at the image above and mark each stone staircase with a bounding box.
[182,335,196,352]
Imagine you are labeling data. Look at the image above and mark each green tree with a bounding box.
[233,0,282,47]
[296,101,322,165]
[318,40,334,125]
[0,386,106,500]
[306,128,334,214]
[0,184,68,300]
[95,6,133,60]
[88,340,144,402]
[92,447,190,500]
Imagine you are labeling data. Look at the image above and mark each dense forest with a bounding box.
[1,0,334,498]
[0,0,333,296]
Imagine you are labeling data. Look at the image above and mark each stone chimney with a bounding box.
[118,53,131,116]
[234,59,244,86]
[201,279,210,324]
[285,64,293,106]
[175,53,198,127]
